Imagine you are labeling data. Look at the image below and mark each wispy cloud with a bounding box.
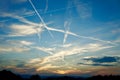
[11,0,27,3]
[9,24,41,37]
[36,64,59,71]
[0,47,30,53]
[112,29,120,34]
[63,21,71,44]
[35,47,55,54]
[1,13,37,26]
[28,0,54,38]
[28,43,114,65]
[44,0,48,13]
[0,40,33,53]
[1,12,116,45]
[74,0,92,19]
[83,56,120,63]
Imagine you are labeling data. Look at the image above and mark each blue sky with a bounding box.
[0,0,120,76]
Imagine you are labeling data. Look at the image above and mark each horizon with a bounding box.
[0,0,120,77]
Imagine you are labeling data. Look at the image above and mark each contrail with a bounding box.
[63,0,73,44]
[46,27,116,45]
[2,13,116,45]
[63,21,71,44]
[44,0,48,13]
[35,28,42,42]
[28,0,54,38]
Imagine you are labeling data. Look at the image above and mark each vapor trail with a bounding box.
[36,28,41,42]
[28,0,54,38]
[2,13,115,45]
[63,21,71,44]
[46,27,116,45]
[44,0,48,13]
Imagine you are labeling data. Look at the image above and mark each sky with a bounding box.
[0,0,120,76]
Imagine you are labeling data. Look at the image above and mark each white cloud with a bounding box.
[0,47,30,52]
[35,47,55,54]
[1,13,38,26]
[1,13,115,45]
[20,41,33,46]
[26,43,114,72]
[9,24,43,36]
[30,43,114,64]
[36,64,59,71]
[62,43,72,48]
[28,58,42,64]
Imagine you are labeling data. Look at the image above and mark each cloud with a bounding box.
[9,24,43,36]
[28,58,42,64]
[35,43,114,64]
[36,64,59,71]
[0,47,30,52]
[63,21,71,44]
[1,13,116,45]
[7,40,34,46]
[0,40,33,53]
[35,47,55,54]
[44,0,48,13]
[11,0,27,3]
[20,41,33,46]
[74,0,91,19]
[114,38,120,43]
[112,29,120,34]
[78,56,120,66]
[78,62,115,66]
[84,56,120,63]
[28,0,54,38]
[1,13,38,26]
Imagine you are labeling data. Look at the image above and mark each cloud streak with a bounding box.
[0,47,30,53]
[28,0,54,38]
[78,56,120,67]
[29,43,114,65]
[1,12,116,45]
[9,24,41,36]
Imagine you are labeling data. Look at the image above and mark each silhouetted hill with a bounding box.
[0,70,23,80]
[0,70,120,80]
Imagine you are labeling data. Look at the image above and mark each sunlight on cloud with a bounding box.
[9,24,43,36]
[36,64,59,71]
[40,43,114,64]
[0,47,30,52]
[27,43,114,71]
[35,47,55,54]
[20,41,33,46]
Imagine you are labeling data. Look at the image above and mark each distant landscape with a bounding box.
[0,70,120,80]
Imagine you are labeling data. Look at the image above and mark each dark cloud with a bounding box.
[78,62,114,66]
[84,56,120,63]
[78,56,120,66]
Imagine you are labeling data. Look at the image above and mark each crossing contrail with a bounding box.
[28,0,54,38]
[46,27,116,45]
[63,21,71,44]
[2,13,116,45]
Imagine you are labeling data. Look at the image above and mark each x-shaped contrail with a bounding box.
[4,12,116,45]
[28,0,54,38]
[63,21,71,44]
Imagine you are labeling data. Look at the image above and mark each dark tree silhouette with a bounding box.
[0,70,23,80]
[0,70,120,80]
[29,75,41,80]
